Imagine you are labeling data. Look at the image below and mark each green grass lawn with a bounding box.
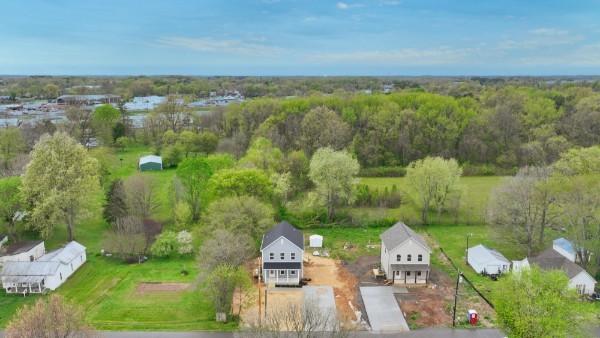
[0,145,234,330]
[355,176,505,226]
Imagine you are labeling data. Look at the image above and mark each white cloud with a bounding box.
[309,47,478,65]
[157,36,281,56]
[337,2,349,9]
[336,2,364,10]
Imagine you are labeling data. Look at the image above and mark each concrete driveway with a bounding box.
[304,285,337,331]
[359,286,409,332]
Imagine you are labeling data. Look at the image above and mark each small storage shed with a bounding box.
[309,234,323,248]
[139,155,163,171]
[467,244,510,275]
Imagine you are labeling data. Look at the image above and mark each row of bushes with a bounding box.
[359,164,517,177]
[354,184,403,208]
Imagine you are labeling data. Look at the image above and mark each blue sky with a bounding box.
[2,0,600,75]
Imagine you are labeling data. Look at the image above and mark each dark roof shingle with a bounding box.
[380,222,430,252]
[530,248,585,279]
[261,221,304,250]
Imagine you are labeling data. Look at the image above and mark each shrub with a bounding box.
[150,231,178,257]
[176,230,193,255]
[354,184,403,208]
[173,201,192,230]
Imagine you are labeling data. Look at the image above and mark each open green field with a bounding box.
[355,176,505,226]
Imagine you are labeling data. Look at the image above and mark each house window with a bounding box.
[71,263,74,271]
[418,254,422,262]
[269,253,274,260]
[29,255,34,262]
[269,270,275,276]
[60,273,63,280]
[407,254,412,262]
[280,253,285,260]
[290,270,296,275]
[407,271,411,276]
[396,254,401,262]
[280,270,285,275]
[395,271,400,276]
[417,271,422,276]
[291,253,296,260]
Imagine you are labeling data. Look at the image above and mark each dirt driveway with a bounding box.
[303,254,359,322]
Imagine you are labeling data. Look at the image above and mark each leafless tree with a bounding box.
[487,166,555,256]
[5,295,96,338]
[238,299,353,338]
[198,229,255,272]
[103,215,147,262]
[123,174,159,218]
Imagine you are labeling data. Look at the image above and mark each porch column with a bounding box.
[414,271,417,283]
[404,272,407,284]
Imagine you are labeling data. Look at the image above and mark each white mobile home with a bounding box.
[467,244,510,275]
[1,241,86,294]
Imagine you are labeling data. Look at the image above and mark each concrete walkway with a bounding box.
[360,286,409,332]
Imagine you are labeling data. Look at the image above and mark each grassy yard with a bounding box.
[0,145,234,330]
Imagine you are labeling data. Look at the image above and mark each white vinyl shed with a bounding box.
[467,244,510,275]
[309,234,323,248]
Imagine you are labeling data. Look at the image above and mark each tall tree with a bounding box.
[487,166,554,256]
[103,179,129,224]
[123,174,159,219]
[5,295,95,338]
[301,106,352,156]
[208,168,273,201]
[176,157,213,221]
[0,177,24,241]
[406,157,462,224]
[239,137,284,173]
[204,196,275,240]
[308,147,360,221]
[92,104,121,145]
[22,132,100,240]
[494,267,594,338]
[0,127,25,171]
[198,229,255,272]
[203,264,251,322]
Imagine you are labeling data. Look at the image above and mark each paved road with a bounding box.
[1,329,504,338]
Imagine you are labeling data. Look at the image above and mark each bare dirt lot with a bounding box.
[303,254,359,322]
[135,282,190,294]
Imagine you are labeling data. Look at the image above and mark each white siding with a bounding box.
[569,271,597,296]
[0,242,45,264]
[261,237,303,285]
[381,238,431,282]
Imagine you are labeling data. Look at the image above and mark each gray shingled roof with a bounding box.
[1,240,43,256]
[261,221,304,250]
[530,248,585,279]
[380,222,431,252]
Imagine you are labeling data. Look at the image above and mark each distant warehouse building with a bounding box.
[57,94,120,106]
[139,155,163,171]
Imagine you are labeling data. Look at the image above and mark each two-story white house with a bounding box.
[380,222,431,284]
[260,221,304,286]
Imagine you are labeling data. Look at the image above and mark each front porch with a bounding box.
[263,268,301,286]
[390,264,429,285]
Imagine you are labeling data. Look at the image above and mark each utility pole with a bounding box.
[465,233,472,264]
[452,271,461,327]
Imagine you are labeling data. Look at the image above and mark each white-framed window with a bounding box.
[417,271,422,276]
[291,253,296,260]
[280,270,285,275]
[418,254,422,262]
[407,254,412,262]
[269,270,275,276]
[290,270,296,275]
[395,271,400,276]
[280,253,285,260]
[269,253,274,260]
[396,254,401,262]
[407,271,411,276]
